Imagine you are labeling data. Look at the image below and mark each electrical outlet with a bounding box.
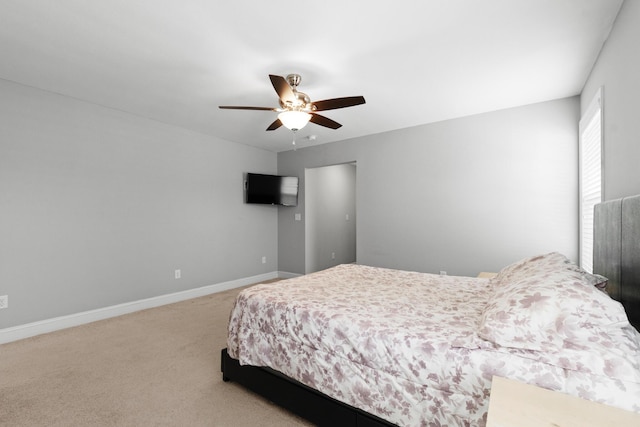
[331,252,336,260]
[0,295,8,309]
[174,269,181,279]
[262,256,267,264]
[439,271,447,275]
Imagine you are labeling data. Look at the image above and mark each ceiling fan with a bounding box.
[219,74,366,132]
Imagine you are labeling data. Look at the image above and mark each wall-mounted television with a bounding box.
[245,173,299,206]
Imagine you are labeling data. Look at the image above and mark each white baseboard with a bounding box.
[278,270,301,280]
[0,271,298,345]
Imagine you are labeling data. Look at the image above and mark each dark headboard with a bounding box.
[594,195,640,330]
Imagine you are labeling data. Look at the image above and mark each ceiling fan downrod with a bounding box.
[286,74,302,90]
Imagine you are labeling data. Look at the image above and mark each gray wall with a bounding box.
[0,79,277,328]
[581,0,640,201]
[278,97,580,277]
[305,163,357,273]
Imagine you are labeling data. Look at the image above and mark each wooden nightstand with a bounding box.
[486,376,640,427]
[477,272,497,278]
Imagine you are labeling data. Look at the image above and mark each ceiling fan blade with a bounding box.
[266,118,283,131]
[310,113,342,129]
[312,96,365,111]
[218,106,277,111]
[269,74,296,104]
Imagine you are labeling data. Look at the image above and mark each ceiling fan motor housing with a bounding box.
[279,92,311,110]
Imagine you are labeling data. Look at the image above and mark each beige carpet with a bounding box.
[0,285,313,427]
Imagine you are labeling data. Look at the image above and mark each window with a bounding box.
[579,88,602,273]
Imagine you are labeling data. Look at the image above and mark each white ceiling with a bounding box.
[0,0,623,152]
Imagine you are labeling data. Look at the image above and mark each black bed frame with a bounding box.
[221,348,395,426]
[220,195,640,426]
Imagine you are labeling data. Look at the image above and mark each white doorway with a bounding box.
[305,163,357,273]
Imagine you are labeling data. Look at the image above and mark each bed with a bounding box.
[221,195,640,426]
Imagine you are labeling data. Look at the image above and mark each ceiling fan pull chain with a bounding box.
[292,130,297,151]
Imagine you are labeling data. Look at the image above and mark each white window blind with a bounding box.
[579,88,602,273]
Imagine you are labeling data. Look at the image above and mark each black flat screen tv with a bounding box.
[245,173,299,206]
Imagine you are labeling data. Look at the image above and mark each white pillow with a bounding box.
[479,252,628,351]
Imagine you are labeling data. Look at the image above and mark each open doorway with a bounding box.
[305,163,356,274]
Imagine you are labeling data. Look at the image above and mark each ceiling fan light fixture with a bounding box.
[278,110,312,131]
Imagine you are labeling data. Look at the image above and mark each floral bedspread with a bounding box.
[227,263,640,427]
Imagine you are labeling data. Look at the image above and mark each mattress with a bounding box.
[227,262,640,426]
